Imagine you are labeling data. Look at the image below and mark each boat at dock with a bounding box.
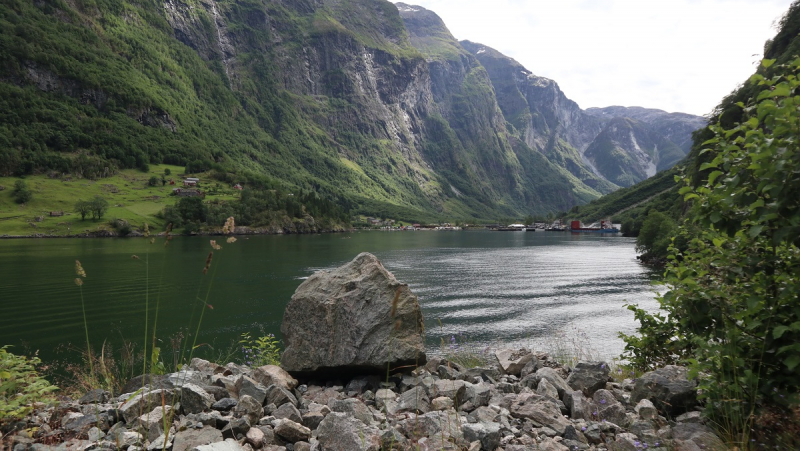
[568,220,620,233]
[496,223,527,231]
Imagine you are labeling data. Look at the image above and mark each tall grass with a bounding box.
[67,217,240,395]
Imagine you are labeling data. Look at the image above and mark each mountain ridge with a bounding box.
[0,0,705,222]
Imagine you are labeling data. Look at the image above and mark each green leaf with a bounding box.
[785,355,800,371]
[699,162,718,171]
[749,225,764,238]
[774,326,790,339]
[707,171,723,185]
[761,59,775,68]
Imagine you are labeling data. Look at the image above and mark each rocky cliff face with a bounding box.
[460,41,705,188]
[398,4,604,209]
[585,106,707,156]
[0,0,704,217]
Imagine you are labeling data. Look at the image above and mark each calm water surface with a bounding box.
[0,230,662,364]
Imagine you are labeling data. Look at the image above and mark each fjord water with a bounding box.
[0,231,661,365]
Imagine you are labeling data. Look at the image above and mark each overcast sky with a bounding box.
[402,0,794,116]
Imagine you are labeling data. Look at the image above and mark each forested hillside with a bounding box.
[0,0,703,223]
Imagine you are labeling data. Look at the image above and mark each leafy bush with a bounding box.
[622,58,800,445]
[0,346,58,424]
[239,332,281,367]
[635,210,677,260]
[12,179,32,204]
[147,175,160,187]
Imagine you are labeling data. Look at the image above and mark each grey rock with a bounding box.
[253,365,298,392]
[202,386,230,402]
[563,390,594,420]
[495,349,533,377]
[563,424,588,444]
[631,365,698,415]
[179,383,215,415]
[274,419,311,443]
[676,410,703,424]
[345,375,380,394]
[221,417,250,440]
[467,406,498,424]
[397,386,430,414]
[635,398,658,421]
[509,393,571,435]
[530,367,570,398]
[235,376,268,405]
[87,427,105,442]
[464,382,491,407]
[380,429,408,450]
[566,361,610,397]
[272,403,302,424]
[79,389,110,405]
[537,378,560,400]
[280,253,426,375]
[301,410,325,430]
[189,358,226,375]
[431,396,454,410]
[194,438,244,451]
[593,389,628,426]
[437,364,462,380]
[672,422,726,451]
[245,428,266,448]
[146,433,173,451]
[433,379,467,402]
[233,395,264,425]
[211,398,237,412]
[119,389,175,423]
[374,388,397,410]
[266,385,298,408]
[63,413,99,435]
[166,369,208,388]
[131,406,172,442]
[172,425,223,451]
[330,398,373,425]
[462,422,500,451]
[121,375,173,395]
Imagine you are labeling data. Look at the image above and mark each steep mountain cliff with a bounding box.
[0,0,601,219]
[460,41,703,188]
[0,0,705,220]
[585,106,707,156]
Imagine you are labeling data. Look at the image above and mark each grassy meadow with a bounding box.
[0,164,238,236]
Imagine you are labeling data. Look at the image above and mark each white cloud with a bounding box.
[402,0,793,115]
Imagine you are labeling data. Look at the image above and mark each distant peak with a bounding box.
[395,3,426,13]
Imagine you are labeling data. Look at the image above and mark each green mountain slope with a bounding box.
[0,0,605,220]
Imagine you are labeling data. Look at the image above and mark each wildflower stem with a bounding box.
[79,284,93,375]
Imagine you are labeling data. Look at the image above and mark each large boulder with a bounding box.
[280,252,426,375]
[631,365,698,416]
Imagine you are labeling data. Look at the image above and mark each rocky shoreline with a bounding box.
[3,255,721,451]
[3,354,724,451]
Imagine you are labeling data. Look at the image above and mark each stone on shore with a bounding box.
[631,365,698,415]
[280,252,426,375]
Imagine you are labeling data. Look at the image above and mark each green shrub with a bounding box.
[635,210,677,260]
[239,332,281,367]
[622,58,800,445]
[12,180,32,204]
[0,346,58,424]
[147,175,160,187]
